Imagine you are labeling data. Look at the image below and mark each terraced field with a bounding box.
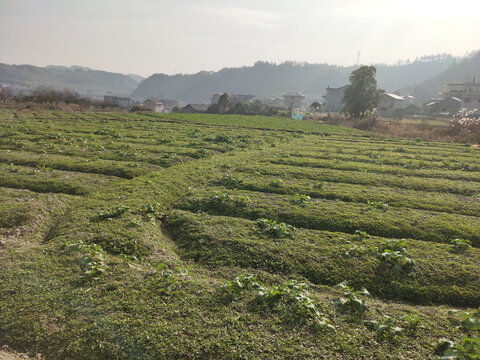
[0,109,479,359]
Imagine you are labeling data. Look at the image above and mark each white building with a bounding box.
[323,85,348,112]
[282,92,306,110]
[379,93,416,117]
[232,94,255,103]
[161,99,180,113]
[443,80,480,113]
[143,98,164,113]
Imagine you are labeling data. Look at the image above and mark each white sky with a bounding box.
[1,0,479,77]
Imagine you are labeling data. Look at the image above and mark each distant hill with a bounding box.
[127,74,145,83]
[0,63,140,97]
[131,54,456,102]
[406,51,480,102]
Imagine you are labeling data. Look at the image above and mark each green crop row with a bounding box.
[176,187,480,247]
[219,172,480,217]
[269,157,480,182]
[0,150,158,178]
[165,209,480,306]
[238,162,480,196]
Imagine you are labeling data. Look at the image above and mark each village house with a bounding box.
[443,79,480,113]
[424,97,462,115]
[182,104,209,113]
[323,85,348,112]
[161,99,180,113]
[143,98,164,113]
[379,93,406,117]
[211,93,255,104]
[282,92,306,110]
[232,94,255,103]
[379,93,418,117]
[104,95,132,108]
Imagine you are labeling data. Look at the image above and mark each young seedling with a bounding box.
[221,173,243,187]
[365,200,389,211]
[256,218,295,238]
[97,205,130,221]
[312,181,326,190]
[64,241,106,281]
[255,279,334,331]
[333,280,370,315]
[269,179,284,188]
[450,238,472,253]
[354,230,371,240]
[293,193,311,206]
[222,273,259,300]
[364,315,404,338]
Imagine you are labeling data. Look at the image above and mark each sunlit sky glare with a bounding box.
[1,0,479,77]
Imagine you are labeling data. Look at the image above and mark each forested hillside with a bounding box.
[132,54,456,102]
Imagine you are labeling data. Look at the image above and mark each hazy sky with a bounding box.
[1,0,479,77]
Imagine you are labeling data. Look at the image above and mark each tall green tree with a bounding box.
[342,66,383,118]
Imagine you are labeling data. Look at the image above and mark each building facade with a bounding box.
[282,92,306,110]
[182,104,208,113]
[104,95,132,108]
[143,98,164,113]
[323,85,348,112]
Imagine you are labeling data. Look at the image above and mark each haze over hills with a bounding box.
[131,54,458,102]
[405,51,480,101]
[1,51,478,104]
[0,63,142,98]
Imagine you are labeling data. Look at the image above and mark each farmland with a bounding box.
[0,109,479,359]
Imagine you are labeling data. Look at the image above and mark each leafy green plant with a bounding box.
[64,241,106,281]
[377,250,415,275]
[221,173,243,187]
[365,315,404,338]
[448,308,480,332]
[256,218,295,238]
[450,238,472,253]
[365,200,389,211]
[269,179,284,188]
[436,336,480,359]
[222,273,259,300]
[380,239,407,253]
[312,181,326,190]
[155,263,191,294]
[293,193,311,206]
[97,205,130,221]
[210,191,250,208]
[333,280,370,315]
[255,280,334,331]
[378,238,414,275]
[354,230,371,239]
[140,202,164,223]
[343,244,377,259]
[400,314,422,334]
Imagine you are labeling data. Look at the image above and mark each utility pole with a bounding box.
[356,51,360,67]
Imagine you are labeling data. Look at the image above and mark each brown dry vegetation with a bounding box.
[318,114,480,143]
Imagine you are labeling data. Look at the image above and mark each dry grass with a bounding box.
[320,114,480,143]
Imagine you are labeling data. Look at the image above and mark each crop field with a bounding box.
[0,109,479,359]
